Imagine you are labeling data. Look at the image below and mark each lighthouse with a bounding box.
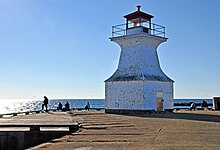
[105,6,174,114]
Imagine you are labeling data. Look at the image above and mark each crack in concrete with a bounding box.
[153,121,166,143]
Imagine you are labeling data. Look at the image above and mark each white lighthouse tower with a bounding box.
[105,6,174,114]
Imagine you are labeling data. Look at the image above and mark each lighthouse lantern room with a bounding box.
[124,5,153,35]
[105,6,174,114]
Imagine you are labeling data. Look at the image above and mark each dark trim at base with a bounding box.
[105,109,153,114]
[105,109,174,114]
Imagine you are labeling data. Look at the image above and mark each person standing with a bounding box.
[57,102,62,111]
[85,102,90,111]
[42,96,49,112]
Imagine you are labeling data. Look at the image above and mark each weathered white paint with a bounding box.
[105,26,174,111]
[105,81,145,110]
[105,81,173,111]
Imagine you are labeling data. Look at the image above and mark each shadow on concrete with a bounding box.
[113,112,220,123]
[0,131,72,150]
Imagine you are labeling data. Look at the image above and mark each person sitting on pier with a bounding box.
[201,100,208,110]
[42,96,49,112]
[62,102,70,111]
[85,102,90,111]
[189,102,196,110]
[57,102,62,111]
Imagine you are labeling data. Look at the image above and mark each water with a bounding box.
[174,99,212,109]
[0,98,213,114]
[0,99,105,114]
[174,99,212,104]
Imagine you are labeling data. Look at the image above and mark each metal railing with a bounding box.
[112,22,166,38]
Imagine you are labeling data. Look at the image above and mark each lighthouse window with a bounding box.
[142,21,150,28]
[127,20,150,29]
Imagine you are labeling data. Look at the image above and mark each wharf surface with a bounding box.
[0,111,78,129]
[0,111,79,150]
[29,110,220,150]
[1,110,220,150]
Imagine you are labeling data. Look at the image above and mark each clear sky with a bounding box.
[0,0,220,99]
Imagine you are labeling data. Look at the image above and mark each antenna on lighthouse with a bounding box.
[137,5,141,11]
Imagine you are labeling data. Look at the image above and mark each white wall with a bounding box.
[105,30,174,111]
[105,80,173,110]
[107,33,172,82]
[144,81,173,110]
[105,81,145,110]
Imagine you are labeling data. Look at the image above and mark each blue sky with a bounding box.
[0,0,220,99]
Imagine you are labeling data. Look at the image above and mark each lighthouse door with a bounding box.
[156,92,163,111]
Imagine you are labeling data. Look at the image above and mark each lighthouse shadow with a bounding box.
[120,112,220,123]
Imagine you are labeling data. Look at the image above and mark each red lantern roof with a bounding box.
[124,5,154,21]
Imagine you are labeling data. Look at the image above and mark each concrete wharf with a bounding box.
[32,110,220,150]
[0,111,79,150]
[0,110,220,150]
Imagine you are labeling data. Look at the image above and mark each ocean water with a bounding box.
[0,99,105,114]
[174,99,212,109]
[0,98,213,114]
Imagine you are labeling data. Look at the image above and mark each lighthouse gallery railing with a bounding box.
[112,22,165,38]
